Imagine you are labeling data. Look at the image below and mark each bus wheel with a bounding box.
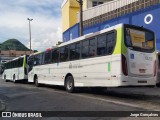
[65,76,75,93]
[156,83,160,87]
[4,75,8,82]
[34,76,40,87]
[13,75,17,83]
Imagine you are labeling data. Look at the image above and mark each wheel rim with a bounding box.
[13,76,15,82]
[67,80,72,90]
[35,77,38,86]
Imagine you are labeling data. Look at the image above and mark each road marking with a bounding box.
[69,93,142,108]
[41,88,154,110]
[1,79,160,111]
[0,99,6,111]
[47,87,160,110]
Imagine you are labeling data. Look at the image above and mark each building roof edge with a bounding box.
[61,0,68,8]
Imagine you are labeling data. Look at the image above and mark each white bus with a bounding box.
[28,24,157,92]
[2,55,28,83]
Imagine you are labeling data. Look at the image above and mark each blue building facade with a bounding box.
[63,4,160,50]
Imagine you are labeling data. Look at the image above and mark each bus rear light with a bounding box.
[154,60,157,77]
[46,48,52,52]
[122,54,128,76]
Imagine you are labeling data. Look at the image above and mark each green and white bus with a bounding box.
[28,24,157,92]
[2,55,28,83]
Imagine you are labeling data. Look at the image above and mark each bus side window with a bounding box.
[82,40,89,58]
[34,55,37,65]
[44,50,52,64]
[70,43,76,60]
[107,32,116,54]
[39,53,43,65]
[20,58,23,67]
[7,63,9,69]
[89,38,96,57]
[28,56,34,66]
[52,49,59,63]
[60,46,68,62]
[70,42,80,60]
[9,62,11,69]
[97,34,107,55]
[34,54,42,65]
[75,42,80,59]
[15,60,18,68]
[41,52,45,65]
[13,60,15,68]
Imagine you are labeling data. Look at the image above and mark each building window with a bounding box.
[92,1,104,7]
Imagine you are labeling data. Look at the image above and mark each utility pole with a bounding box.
[27,18,33,54]
[76,0,83,36]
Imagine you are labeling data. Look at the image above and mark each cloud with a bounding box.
[0,0,63,51]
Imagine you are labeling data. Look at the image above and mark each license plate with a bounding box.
[138,81,147,83]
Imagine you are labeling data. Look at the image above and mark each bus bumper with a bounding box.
[119,75,156,86]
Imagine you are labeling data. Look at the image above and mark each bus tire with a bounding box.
[13,75,17,83]
[156,83,160,87]
[4,75,8,82]
[65,76,75,93]
[34,75,40,87]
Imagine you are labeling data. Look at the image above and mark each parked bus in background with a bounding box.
[27,24,157,93]
[2,55,28,83]
[0,64,5,75]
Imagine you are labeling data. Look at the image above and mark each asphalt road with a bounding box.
[0,77,160,120]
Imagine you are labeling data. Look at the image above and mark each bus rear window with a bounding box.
[125,27,154,52]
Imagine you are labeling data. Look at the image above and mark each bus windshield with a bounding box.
[125,26,155,52]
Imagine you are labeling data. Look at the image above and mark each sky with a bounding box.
[0,0,63,51]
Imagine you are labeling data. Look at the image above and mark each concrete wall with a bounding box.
[62,0,79,32]
[63,4,160,51]
[62,0,114,32]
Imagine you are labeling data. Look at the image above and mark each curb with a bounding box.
[0,100,6,112]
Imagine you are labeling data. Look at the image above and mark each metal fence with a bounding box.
[78,0,160,28]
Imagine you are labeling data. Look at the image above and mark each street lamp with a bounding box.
[27,18,33,54]
[76,0,83,36]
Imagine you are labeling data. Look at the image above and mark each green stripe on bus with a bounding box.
[23,56,26,68]
[108,62,111,72]
[113,27,126,55]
